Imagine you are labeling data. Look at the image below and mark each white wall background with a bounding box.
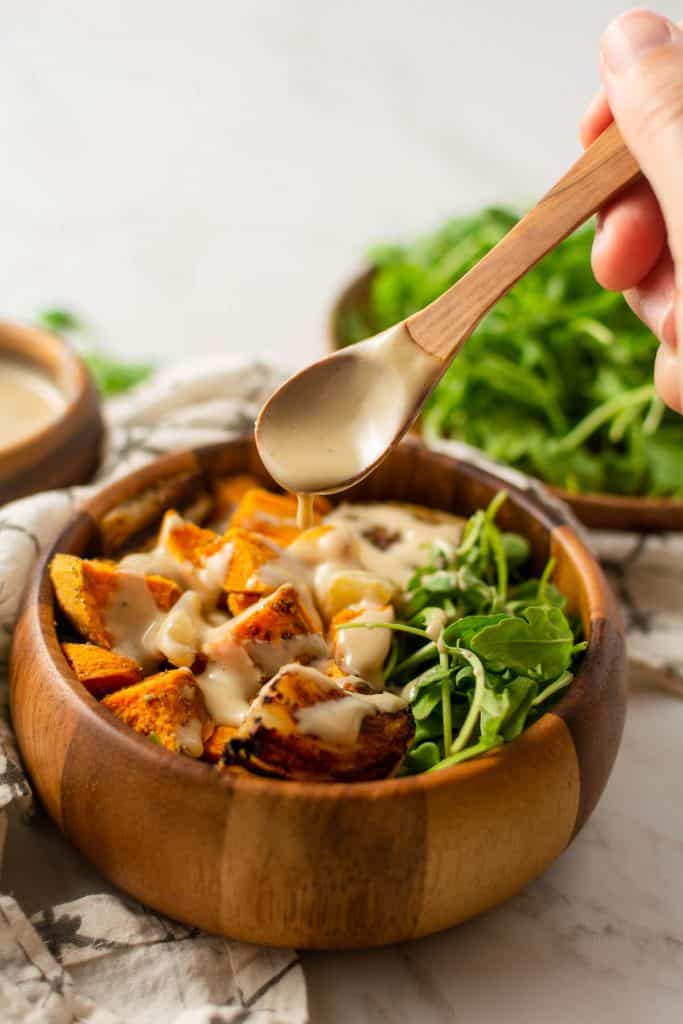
[0,1,679,366]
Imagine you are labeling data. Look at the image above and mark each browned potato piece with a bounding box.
[62,642,142,698]
[98,471,206,555]
[102,667,213,757]
[209,584,326,676]
[222,664,414,781]
[49,554,181,647]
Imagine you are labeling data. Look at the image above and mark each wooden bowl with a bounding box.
[0,321,103,506]
[10,438,626,949]
[327,266,683,532]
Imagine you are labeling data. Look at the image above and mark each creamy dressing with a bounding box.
[325,502,464,587]
[175,718,204,758]
[332,602,393,690]
[296,493,314,530]
[0,357,65,449]
[256,324,440,494]
[282,666,406,745]
[196,652,262,726]
[103,572,168,667]
[119,513,233,608]
[155,590,206,668]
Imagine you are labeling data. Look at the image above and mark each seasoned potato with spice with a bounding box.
[62,643,143,698]
[102,667,213,757]
[209,583,326,676]
[49,554,180,648]
[222,664,413,781]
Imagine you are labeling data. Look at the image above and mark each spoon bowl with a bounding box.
[256,326,439,493]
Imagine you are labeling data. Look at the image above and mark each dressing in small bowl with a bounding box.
[0,321,103,505]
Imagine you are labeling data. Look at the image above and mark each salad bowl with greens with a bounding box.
[329,208,683,530]
[14,437,625,946]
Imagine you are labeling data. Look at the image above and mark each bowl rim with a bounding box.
[21,436,619,804]
[326,263,683,521]
[0,319,98,468]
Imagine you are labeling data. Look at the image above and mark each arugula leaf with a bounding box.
[378,494,584,776]
[470,606,574,681]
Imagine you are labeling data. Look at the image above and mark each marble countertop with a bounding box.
[303,669,683,1023]
[2,2,683,1020]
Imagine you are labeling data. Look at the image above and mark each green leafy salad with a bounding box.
[348,492,586,773]
[338,207,683,497]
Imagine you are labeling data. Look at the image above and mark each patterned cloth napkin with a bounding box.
[0,357,679,1023]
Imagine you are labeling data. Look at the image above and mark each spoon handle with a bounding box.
[406,122,641,362]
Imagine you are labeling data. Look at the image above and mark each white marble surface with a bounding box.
[303,672,683,1024]
[3,2,683,1021]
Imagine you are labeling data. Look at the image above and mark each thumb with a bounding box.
[601,10,683,266]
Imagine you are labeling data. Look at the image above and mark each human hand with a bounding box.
[581,8,683,412]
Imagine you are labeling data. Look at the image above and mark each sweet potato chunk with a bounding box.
[208,584,326,676]
[50,554,181,648]
[62,642,142,698]
[222,528,280,592]
[158,510,220,566]
[213,474,262,520]
[222,664,413,781]
[102,667,213,757]
[203,725,238,764]
[229,488,331,546]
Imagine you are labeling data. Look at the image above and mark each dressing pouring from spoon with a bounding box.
[256,123,641,510]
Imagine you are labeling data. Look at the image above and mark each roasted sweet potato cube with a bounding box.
[213,474,262,519]
[49,553,181,647]
[223,664,414,781]
[203,725,238,763]
[62,642,143,698]
[222,528,281,594]
[208,584,326,676]
[158,510,220,566]
[102,667,213,757]
[228,584,322,644]
[229,488,331,545]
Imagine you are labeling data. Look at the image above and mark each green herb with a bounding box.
[347,492,584,774]
[148,731,163,746]
[81,352,153,397]
[36,308,154,398]
[338,208,683,497]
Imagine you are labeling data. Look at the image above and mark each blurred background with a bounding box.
[0,1,678,366]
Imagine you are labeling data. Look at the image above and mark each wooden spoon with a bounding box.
[256,123,640,495]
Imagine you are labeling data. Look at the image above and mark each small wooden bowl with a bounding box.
[10,438,626,949]
[0,321,103,506]
[327,266,683,532]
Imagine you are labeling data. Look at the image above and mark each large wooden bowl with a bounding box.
[327,266,683,532]
[10,438,626,949]
[0,321,103,506]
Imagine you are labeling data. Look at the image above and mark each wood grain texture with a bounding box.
[326,268,683,533]
[9,438,625,948]
[0,322,103,505]
[406,123,640,362]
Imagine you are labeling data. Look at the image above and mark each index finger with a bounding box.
[579,90,613,148]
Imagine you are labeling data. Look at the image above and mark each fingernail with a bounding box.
[602,11,674,74]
